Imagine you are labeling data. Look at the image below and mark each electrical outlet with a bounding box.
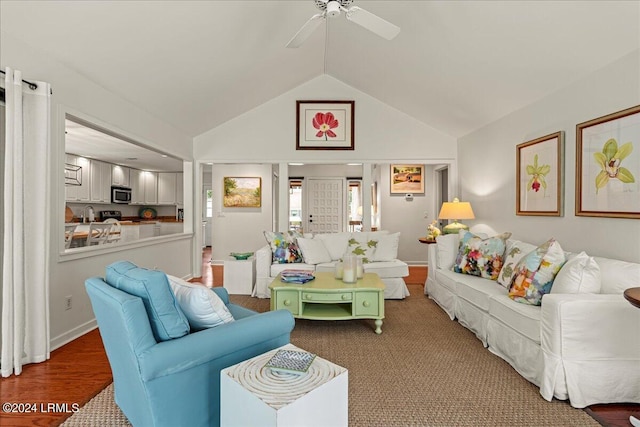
[424,211,429,218]
[65,295,72,311]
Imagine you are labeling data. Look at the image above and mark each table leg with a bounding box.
[374,319,383,334]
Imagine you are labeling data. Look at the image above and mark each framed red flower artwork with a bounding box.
[296,100,354,150]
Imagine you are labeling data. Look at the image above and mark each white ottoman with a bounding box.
[220,344,348,427]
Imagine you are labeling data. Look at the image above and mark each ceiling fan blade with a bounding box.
[345,6,400,40]
[286,13,325,48]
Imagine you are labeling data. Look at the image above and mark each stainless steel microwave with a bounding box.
[111,186,132,204]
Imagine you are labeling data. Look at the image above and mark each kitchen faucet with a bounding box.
[82,205,95,223]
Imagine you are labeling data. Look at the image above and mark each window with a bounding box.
[205,189,213,218]
[348,180,362,231]
[289,180,303,232]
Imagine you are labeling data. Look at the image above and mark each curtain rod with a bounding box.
[0,69,38,90]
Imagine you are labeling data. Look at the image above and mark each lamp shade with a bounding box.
[438,198,475,220]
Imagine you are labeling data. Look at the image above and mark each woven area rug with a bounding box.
[62,284,598,426]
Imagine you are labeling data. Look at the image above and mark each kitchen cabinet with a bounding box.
[176,172,184,205]
[158,172,177,205]
[130,169,145,204]
[112,165,130,187]
[130,170,158,205]
[139,222,160,239]
[159,222,183,235]
[90,159,112,203]
[65,154,90,202]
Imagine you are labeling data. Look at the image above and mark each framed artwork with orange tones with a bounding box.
[296,100,354,150]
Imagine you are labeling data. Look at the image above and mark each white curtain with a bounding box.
[1,67,51,377]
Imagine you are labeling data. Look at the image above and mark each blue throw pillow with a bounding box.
[105,261,190,341]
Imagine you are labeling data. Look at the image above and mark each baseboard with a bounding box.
[50,319,98,351]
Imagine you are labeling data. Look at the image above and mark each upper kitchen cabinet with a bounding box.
[130,169,158,205]
[90,159,112,203]
[176,172,184,205]
[158,172,182,205]
[112,165,130,187]
[65,154,90,202]
[144,171,158,204]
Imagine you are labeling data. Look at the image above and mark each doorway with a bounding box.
[436,167,449,229]
[305,178,345,233]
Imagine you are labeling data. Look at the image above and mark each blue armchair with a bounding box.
[85,267,294,427]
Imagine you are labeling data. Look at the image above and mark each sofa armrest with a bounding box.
[139,309,295,380]
[255,244,272,278]
[540,293,640,406]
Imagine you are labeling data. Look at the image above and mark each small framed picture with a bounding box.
[516,131,564,216]
[296,100,354,150]
[576,105,640,218]
[390,164,424,194]
[223,177,261,208]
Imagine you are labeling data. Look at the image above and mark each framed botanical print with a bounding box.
[223,177,261,208]
[516,131,564,216]
[390,164,424,194]
[296,100,354,150]
[576,105,640,219]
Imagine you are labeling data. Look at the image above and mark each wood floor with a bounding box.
[1,247,637,427]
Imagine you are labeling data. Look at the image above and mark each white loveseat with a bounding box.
[425,232,640,408]
[253,230,410,299]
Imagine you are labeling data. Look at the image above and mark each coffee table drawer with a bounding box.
[274,290,299,315]
[354,292,380,316]
[302,292,352,303]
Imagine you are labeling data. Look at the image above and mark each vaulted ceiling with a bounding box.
[2,1,639,139]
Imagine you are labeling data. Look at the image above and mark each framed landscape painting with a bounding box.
[576,105,640,219]
[223,177,261,208]
[296,100,354,150]
[390,164,424,194]
[516,131,564,216]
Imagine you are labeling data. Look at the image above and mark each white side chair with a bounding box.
[103,218,121,244]
[86,223,112,246]
[64,224,77,249]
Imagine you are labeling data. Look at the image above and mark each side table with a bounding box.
[624,287,640,309]
[220,343,348,427]
[223,257,255,295]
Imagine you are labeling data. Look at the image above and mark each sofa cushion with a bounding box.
[270,263,315,277]
[497,240,537,288]
[315,232,350,260]
[105,261,190,342]
[363,260,409,279]
[434,269,458,293]
[453,231,511,280]
[509,238,566,306]
[297,237,332,264]
[551,252,601,294]
[451,271,506,311]
[489,294,541,343]
[594,257,640,294]
[372,232,400,261]
[435,234,460,270]
[167,275,234,330]
[264,230,304,264]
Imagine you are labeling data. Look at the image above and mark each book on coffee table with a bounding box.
[264,349,316,375]
[280,270,315,284]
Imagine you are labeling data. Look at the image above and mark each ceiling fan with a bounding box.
[286,0,400,48]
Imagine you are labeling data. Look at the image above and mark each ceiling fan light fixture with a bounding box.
[326,1,341,17]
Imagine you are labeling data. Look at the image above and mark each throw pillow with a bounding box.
[315,232,351,260]
[453,231,512,280]
[372,232,400,261]
[435,233,459,270]
[264,231,303,264]
[550,252,601,294]
[105,261,190,342]
[167,275,234,330]
[508,238,566,305]
[497,240,537,288]
[296,237,332,265]
[347,233,378,263]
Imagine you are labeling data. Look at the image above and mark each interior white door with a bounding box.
[306,178,345,234]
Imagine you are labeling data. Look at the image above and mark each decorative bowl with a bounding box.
[230,252,254,260]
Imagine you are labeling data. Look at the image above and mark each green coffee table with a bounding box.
[269,272,385,334]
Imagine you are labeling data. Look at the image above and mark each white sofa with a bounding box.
[253,230,410,299]
[425,232,640,408]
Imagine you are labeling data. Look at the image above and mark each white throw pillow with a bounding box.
[372,232,400,261]
[297,237,332,265]
[167,275,234,330]
[551,252,601,294]
[315,232,350,260]
[435,234,459,270]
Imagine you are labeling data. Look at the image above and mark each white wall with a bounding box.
[195,75,457,263]
[1,32,195,348]
[458,49,640,262]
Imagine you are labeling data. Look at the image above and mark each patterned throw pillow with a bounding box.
[452,231,511,280]
[497,240,537,288]
[508,238,566,306]
[347,234,378,263]
[264,231,303,264]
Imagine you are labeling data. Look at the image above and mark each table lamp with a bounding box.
[438,198,475,234]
